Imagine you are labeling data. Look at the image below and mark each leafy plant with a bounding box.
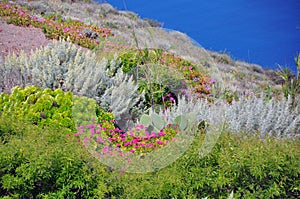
[0,85,114,131]
[0,116,109,198]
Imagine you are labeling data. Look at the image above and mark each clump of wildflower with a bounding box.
[75,119,179,155]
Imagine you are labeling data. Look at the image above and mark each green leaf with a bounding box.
[151,112,165,130]
[140,114,151,126]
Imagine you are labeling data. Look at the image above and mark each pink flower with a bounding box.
[116,143,121,147]
[63,27,70,33]
[146,143,153,148]
[37,18,45,23]
[96,137,104,143]
[170,97,175,102]
[90,128,95,138]
[129,132,134,137]
[5,4,9,8]
[74,132,80,137]
[78,125,85,129]
[204,87,211,92]
[124,142,131,147]
[158,132,166,137]
[156,140,164,145]
[139,143,145,147]
[129,149,135,153]
[209,78,216,84]
[150,132,157,138]
[83,137,90,146]
[131,139,139,144]
[189,66,193,71]
[86,123,95,129]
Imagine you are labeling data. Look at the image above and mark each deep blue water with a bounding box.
[96,0,300,73]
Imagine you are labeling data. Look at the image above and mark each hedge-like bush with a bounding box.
[0,117,109,198]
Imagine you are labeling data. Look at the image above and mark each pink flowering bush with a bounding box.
[74,119,179,155]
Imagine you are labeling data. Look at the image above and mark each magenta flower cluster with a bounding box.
[74,120,179,154]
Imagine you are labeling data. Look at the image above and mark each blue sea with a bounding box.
[96,0,300,73]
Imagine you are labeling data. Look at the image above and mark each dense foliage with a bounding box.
[0,85,114,131]
[0,117,299,198]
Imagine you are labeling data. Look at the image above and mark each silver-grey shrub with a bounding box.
[0,39,142,118]
[224,95,300,138]
[1,40,115,98]
[100,70,141,120]
[156,94,299,139]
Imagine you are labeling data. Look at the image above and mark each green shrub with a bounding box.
[0,86,114,131]
[1,116,299,198]
[104,133,300,198]
[0,116,109,199]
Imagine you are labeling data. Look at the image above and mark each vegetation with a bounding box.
[0,0,299,198]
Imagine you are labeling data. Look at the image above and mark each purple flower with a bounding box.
[170,97,175,102]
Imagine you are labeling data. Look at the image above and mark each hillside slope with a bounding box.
[0,0,284,96]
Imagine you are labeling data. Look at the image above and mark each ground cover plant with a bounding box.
[0,0,300,198]
[0,2,113,49]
